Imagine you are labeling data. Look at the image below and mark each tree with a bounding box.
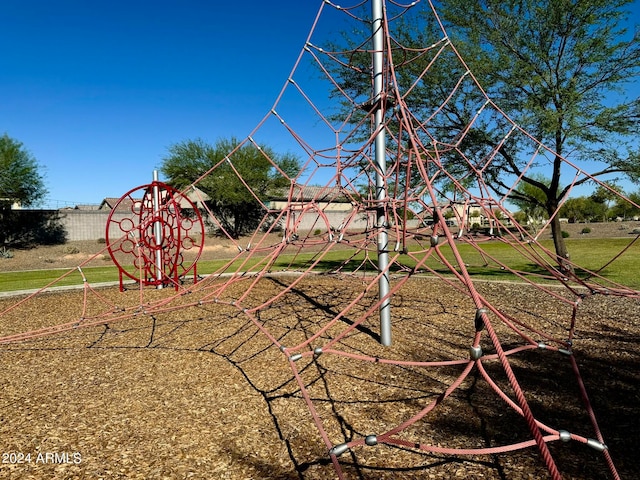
[161,137,300,238]
[610,189,640,220]
[0,134,46,209]
[329,0,640,271]
[434,0,640,270]
[559,195,605,223]
[559,197,587,223]
[0,134,50,247]
[590,181,623,221]
[508,174,551,233]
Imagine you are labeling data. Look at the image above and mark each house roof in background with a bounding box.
[270,185,355,203]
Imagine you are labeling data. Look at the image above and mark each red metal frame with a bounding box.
[105,181,205,291]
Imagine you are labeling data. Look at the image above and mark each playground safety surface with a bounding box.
[0,276,638,479]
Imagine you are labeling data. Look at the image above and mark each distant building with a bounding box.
[267,185,355,212]
[99,197,136,211]
[72,204,100,211]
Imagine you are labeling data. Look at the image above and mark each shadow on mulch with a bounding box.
[0,277,638,479]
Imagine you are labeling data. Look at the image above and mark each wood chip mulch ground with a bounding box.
[0,274,638,480]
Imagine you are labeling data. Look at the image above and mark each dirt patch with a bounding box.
[0,276,638,479]
[0,235,284,272]
[543,220,640,239]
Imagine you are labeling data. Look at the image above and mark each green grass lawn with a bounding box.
[409,237,640,288]
[1,237,638,293]
[0,266,121,293]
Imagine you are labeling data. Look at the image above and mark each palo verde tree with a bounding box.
[161,137,300,238]
[329,0,640,271]
[433,0,640,269]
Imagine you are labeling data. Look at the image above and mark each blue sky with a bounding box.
[1,1,322,207]
[2,1,639,208]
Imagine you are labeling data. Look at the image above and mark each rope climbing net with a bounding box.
[1,1,638,478]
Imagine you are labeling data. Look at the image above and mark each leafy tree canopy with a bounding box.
[508,173,552,230]
[160,137,300,238]
[0,134,59,248]
[0,133,47,208]
[329,0,640,270]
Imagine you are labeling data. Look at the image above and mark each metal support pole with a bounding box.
[152,170,164,289]
[372,0,391,345]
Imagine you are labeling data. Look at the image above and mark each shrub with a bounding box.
[314,229,322,236]
[62,245,80,254]
[581,227,591,234]
[0,247,13,259]
[97,238,106,244]
[561,231,570,238]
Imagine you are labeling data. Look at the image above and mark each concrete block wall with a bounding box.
[55,209,372,241]
[15,209,420,242]
[57,210,111,241]
[58,210,207,242]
